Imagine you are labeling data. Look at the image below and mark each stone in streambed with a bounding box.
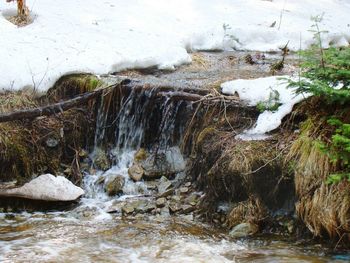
[179,187,189,194]
[128,164,144,181]
[157,176,172,194]
[229,223,259,238]
[104,174,125,196]
[156,197,167,208]
[92,148,110,171]
[0,174,84,202]
[181,204,195,214]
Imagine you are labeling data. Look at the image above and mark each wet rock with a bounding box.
[95,175,106,185]
[229,223,259,238]
[106,201,125,213]
[104,175,125,196]
[122,204,135,215]
[142,147,186,179]
[0,174,84,202]
[181,205,195,214]
[134,148,148,163]
[185,193,199,206]
[73,206,100,219]
[128,164,144,182]
[157,176,172,194]
[92,148,110,171]
[144,181,158,191]
[134,200,156,214]
[179,187,189,194]
[171,195,181,202]
[169,202,181,213]
[181,214,194,221]
[160,206,170,216]
[158,188,174,198]
[184,182,192,187]
[156,197,167,208]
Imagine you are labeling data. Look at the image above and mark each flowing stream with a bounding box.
[0,87,348,263]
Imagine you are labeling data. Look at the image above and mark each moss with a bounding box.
[46,73,102,101]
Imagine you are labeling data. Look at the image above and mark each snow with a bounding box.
[221,76,309,140]
[0,0,349,91]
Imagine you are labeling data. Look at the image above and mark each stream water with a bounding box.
[0,86,349,262]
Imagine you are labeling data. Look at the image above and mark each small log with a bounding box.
[0,87,109,123]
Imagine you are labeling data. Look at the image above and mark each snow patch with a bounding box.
[221,76,309,140]
[0,0,349,91]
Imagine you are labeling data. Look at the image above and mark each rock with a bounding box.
[184,182,192,187]
[169,202,181,213]
[160,206,170,216]
[104,175,125,196]
[92,148,110,171]
[132,200,156,214]
[142,147,186,179]
[179,187,189,194]
[122,204,135,215]
[134,148,148,163]
[171,195,181,202]
[106,201,125,213]
[0,174,84,202]
[181,204,195,214]
[73,206,100,219]
[229,223,259,238]
[181,214,194,221]
[156,197,167,208]
[158,188,174,198]
[185,193,199,206]
[144,181,158,190]
[46,138,59,148]
[157,176,172,194]
[95,175,105,185]
[128,164,144,181]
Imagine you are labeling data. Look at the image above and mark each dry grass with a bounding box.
[287,116,350,240]
[226,197,267,229]
[0,89,37,113]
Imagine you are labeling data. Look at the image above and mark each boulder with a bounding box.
[0,174,84,202]
[104,174,125,196]
[229,223,259,238]
[128,164,144,181]
[141,147,186,179]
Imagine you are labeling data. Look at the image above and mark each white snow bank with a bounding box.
[0,0,349,91]
[221,76,309,140]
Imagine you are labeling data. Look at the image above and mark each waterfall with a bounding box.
[83,83,192,206]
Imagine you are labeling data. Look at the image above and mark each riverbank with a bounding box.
[1,50,350,262]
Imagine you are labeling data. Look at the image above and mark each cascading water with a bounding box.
[82,85,191,215]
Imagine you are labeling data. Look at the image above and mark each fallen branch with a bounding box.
[0,86,113,123]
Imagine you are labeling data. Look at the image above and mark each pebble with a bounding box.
[156,197,167,208]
